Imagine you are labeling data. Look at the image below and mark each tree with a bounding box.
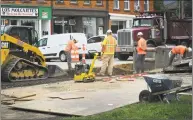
[154,0,165,11]
[184,0,192,18]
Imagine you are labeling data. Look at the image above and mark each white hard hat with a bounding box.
[107,29,112,33]
[137,32,143,36]
[187,47,192,52]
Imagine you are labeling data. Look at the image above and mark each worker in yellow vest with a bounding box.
[97,30,117,77]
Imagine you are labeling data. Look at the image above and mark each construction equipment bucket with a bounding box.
[47,65,67,78]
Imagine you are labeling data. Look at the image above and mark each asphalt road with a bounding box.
[47,58,133,70]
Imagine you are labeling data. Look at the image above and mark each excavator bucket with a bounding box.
[47,65,68,78]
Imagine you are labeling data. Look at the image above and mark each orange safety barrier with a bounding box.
[82,44,86,64]
[71,48,79,62]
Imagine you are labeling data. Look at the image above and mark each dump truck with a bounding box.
[1,25,65,82]
[116,11,192,60]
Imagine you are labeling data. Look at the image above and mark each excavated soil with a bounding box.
[2,63,134,89]
[93,63,134,75]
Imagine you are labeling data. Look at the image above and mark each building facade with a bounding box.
[1,0,52,38]
[52,0,109,38]
[109,0,154,34]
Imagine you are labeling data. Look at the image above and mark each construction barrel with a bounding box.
[71,47,79,62]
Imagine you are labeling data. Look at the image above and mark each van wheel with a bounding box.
[59,52,67,62]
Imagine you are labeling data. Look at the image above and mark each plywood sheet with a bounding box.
[10,80,147,116]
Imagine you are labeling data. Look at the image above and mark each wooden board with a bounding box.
[45,92,84,100]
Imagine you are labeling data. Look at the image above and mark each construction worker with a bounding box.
[168,45,192,66]
[135,32,147,74]
[97,29,117,76]
[65,39,78,71]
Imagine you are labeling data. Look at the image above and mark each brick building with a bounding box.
[1,0,154,38]
[109,0,154,34]
[52,0,108,38]
[1,0,52,38]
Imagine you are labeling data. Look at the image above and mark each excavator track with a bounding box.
[2,57,48,82]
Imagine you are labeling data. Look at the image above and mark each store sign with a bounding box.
[1,7,38,17]
[39,7,51,20]
[54,20,67,25]
[42,12,48,19]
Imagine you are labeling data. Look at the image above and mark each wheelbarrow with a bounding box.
[139,74,192,103]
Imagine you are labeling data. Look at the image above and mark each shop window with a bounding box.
[134,0,140,11]
[56,0,64,4]
[82,17,96,38]
[129,20,132,28]
[144,0,149,11]
[124,0,130,10]
[10,20,17,25]
[70,0,77,4]
[53,17,63,34]
[84,0,90,4]
[37,0,46,3]
[96,0,102,5]
[114,0,119,9]
[20,0,31,3]
[97,18,104,26]
[111,21,126,34]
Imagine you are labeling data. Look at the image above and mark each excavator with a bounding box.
[1,25,65,82]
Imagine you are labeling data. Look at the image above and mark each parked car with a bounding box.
[38,33,88,62]
[86,34,117,58]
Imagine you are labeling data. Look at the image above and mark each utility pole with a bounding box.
[179,0,184,19]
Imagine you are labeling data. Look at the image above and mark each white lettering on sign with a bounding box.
[1,7,38,17]
[1,41,9,49]
[152,79,161,83]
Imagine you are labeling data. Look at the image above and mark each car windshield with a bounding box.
[133,18,153,27]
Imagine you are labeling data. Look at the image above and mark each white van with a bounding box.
[38,33,88,62]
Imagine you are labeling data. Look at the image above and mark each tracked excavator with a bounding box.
[1,25,65,82]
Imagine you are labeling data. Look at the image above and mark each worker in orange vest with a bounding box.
[65,38,78,71]
[168,45,192,66]
[135,32,147,74]
[97,29,117,77]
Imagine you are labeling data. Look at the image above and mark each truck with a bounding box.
[116,11,192,60]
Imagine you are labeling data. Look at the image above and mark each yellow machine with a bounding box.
[74,51,99,83]
[1,25,64,82]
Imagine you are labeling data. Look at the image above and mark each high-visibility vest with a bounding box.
[103,36,116,54]
[171,45,186,55]
[71,46,79,62]
[137,38,147,54]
